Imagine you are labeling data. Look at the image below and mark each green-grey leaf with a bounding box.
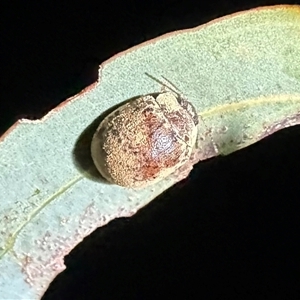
[0,5,300,299]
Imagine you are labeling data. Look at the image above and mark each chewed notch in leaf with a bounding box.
[0,5,299,300]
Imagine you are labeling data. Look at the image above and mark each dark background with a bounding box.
[2,0,300,299]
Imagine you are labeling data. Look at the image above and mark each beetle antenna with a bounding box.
[160,75,183,93]
[145,72,219,154]
[145,72,181,96]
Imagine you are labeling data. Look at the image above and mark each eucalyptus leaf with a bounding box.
[1,5,300,299]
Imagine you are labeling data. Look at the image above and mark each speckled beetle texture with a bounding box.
[91,91,199,189]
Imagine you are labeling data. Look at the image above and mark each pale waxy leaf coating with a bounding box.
[0,6,299,299]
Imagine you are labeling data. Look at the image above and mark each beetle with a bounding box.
[91,77,200,189]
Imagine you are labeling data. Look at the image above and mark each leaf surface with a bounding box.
[0,5,299,299]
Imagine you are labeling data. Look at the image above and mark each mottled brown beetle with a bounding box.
[91,77,200,189]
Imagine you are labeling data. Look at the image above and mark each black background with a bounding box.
[2,1,300,299]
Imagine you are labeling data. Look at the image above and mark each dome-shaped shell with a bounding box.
[91,91,198,188]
